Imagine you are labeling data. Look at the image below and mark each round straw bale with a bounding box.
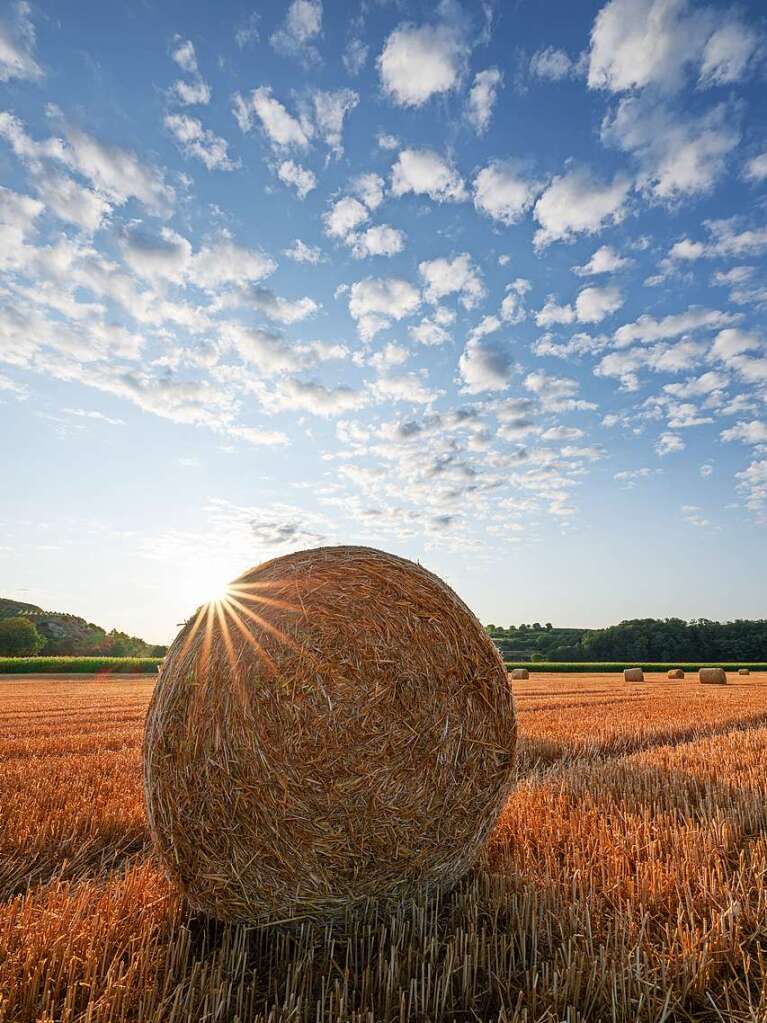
[143,546,517,925]
[624,667,644,683]
[699,667,727,685]
[510,667,529,680]
[667,668,684,679]
[739,667,750,675]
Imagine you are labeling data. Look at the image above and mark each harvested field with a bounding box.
[2,671,767,1021]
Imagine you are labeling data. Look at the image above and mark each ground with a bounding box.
[2,672,767,1022]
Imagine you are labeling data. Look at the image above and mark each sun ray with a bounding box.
[224,593,305,657]
[221,600,277,676]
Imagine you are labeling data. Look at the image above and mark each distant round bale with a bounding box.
[667,668,684,679]
[510,668,529,680]
[739,668,750,675]
[624,667,644,683]
[143,546,517,925]
[699,667,727,685]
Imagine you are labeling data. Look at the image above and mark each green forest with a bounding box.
[487,618,767,662]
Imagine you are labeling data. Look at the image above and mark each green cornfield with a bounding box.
[0,656,163,674]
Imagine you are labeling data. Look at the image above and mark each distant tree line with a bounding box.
[487,618,767,662]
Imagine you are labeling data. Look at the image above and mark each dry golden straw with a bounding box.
[699,667,727,685]
[667,668,684,679]
[143,545,517,925]
[510,668,529,680]
[623,667,644,683]
[740,668,751,675]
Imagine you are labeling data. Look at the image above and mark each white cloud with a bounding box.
[601,96,740,203]
[681,504,711,528]
[323,196,368,238]
[232,286,319,324]
[283,238,322,263]
[373,371,440,405]
[165,114,238,171]
[59,121,175,216]
[222,323,319,374]
[536,297,575,327]
[378,20,467,107]
[391,148,466,203]
[744,153,767,183]
[466,68,503,134]
[63,406,125,426]
[368,342,409,374]
[614,307,737,347]
[735,460,767,522]
[351,172,384,210]
[575,284,624,323]
[189,236,276,290]
[721,420,767,445]
[699,18,761,86]
[377,132,399,151]
[530,47,574,80]
[348,277,420,340]
[173,79,211,106]
[573,244,632,276]
[614,467,653,487]
[419,254,485,309]
[343,37,368,75]
[587,0,760,93]
[656,431,685,456]
[666,219,767,265]
[33,169,111,232]
[233,86,311,148]
[500,280,531,325]
[350,225,405,259]
[117,224,192,283]
[277,159,316,198]
[170,38,198,74]
[270,0,322,60]
[472,160,540,226]
[535,285,623,326]
[0,1,42,82]
[458,336,515,394]
[663,370,729,399]
[409,316,450,347]
[711,327,762,363]
[311,89,358,156]
[258,377,366,417]
[533,167,630,249]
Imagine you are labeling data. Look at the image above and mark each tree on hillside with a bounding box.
[0,617,45,656]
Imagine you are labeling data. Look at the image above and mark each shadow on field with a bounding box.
[516,707,767,775]
[0,833,149,901]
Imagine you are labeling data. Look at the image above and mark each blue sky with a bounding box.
[1,0,766,642]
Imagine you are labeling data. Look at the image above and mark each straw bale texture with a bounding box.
[624,667,644,683]
[143,546,517,925]
[699,667,727,685]
[510,668,529,680]
[739,668,750,675]
[668,669,684,679]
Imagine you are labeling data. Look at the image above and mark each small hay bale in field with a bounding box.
[143,545,517,925]
[699,667,727,685]
[510,667,529,680]
[624,667,644,683]
[668,668,684,679]
[739,668,750,675]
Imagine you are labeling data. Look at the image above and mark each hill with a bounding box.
[0,597,166,657]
